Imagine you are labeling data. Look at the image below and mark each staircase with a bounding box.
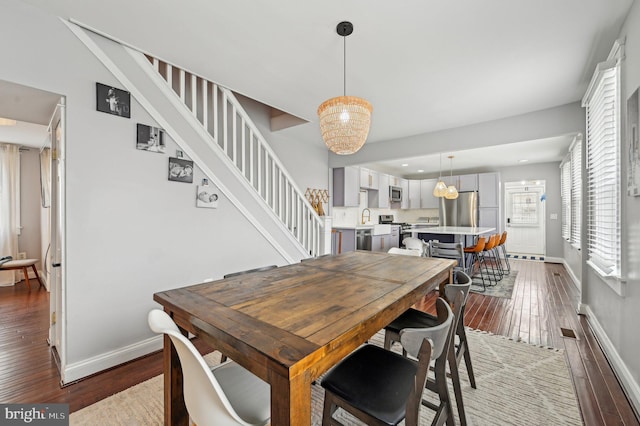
[67,22,327,261]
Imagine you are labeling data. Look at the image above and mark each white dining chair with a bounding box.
[147,309,270,426]
[388,247,422,256]
[402,237,429,256]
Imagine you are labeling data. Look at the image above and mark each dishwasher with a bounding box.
[356,229,372,250]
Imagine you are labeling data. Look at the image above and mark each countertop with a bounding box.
[409,226,496,236]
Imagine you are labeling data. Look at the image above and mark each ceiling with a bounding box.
[6,1,634,164]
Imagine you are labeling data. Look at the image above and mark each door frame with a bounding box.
[48,97,67,381]
[504,180,546,256]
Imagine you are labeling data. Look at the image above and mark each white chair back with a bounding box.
[148,310,270,426]
[402,237,428,256]
[388,247,422,256]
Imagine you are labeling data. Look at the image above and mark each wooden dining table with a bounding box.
[153,250,457,425]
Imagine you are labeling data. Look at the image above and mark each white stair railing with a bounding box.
[144,55,323,256]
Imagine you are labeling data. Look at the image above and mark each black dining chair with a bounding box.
[384,271,474,426]
[321,296,456,426]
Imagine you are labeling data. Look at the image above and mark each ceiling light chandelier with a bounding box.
[0,117,17,126]
[433,153,448,197]
[317,21,373,155]
[444,155,459,200]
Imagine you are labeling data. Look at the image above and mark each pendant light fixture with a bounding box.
[317,21,373,155]
[444,155,459,200]
[433,153,448,197]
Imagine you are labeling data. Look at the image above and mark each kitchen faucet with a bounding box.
[361,208,371,224]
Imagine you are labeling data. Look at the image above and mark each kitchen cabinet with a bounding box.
[331,228,356,254]
[407,180,421,209]
[360,167,379,190]
[374,173,390,209]
[420,179,439,209]
[390,225,400,249]
[458,174,478,192]
[400,178,409,209]
[372,233,393,252]
[478,172,500,208]
[332,167,360,207]
[479,207,500,233]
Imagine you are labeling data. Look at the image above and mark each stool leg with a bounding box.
[22,267,31,291]
[31,265,44,289]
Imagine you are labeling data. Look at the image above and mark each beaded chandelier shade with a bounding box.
[444,155,459,200]
[317,21,372,155]
[433,153,448,197]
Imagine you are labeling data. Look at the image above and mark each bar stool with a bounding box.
[0,259,44,291]
[480,234,503,283]
[497,231,511,274]
[463,236,488,291]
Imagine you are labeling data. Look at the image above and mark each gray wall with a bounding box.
[577,0,640,410]
[0,0,328,377]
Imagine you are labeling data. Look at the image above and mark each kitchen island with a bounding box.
[409,226,495,246]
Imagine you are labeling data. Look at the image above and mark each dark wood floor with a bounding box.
[0,259,638,424]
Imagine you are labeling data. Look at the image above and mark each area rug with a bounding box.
[70,329,582,426]
[470,271,518,298]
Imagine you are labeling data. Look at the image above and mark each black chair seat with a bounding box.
[386,308,438,334]
[321,344,418,425]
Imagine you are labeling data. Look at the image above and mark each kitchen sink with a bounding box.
[372,224,392,235]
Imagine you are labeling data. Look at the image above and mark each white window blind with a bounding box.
[570,139,582,247]
[582,61,620,277]
[560,160,571,241]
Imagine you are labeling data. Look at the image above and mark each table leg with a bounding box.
[31,265,44,289]
[164,329,189,425]
[22,267,31,291]
[269,370,312,425]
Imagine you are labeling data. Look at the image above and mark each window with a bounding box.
[582,41,623,279]
[570,138,582,247]
[560,160,571,241]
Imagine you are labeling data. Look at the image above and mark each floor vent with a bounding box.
[561,328,577,339]
[553,272,561,276]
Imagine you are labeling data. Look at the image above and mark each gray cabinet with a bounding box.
[332,167,360,207]
[372,234,393,252]
[420,179,439,209]
[479,207,499,233]
[331,228,356,254]
[390,225,400,249]
[458,174,478,192]
[478,172,500,208]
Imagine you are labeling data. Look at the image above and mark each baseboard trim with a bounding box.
[583,304,640,418]
[561,259,582,291]
[543,256,564,264]
[62,335,162,385]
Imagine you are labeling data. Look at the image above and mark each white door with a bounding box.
[504,181,545,256]
[48,98,67,380]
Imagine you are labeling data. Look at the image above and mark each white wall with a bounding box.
[0,0,328,378]
[579,0,640,412]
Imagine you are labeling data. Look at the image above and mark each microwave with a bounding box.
[389,185,403,202]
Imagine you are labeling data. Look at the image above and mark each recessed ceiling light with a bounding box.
[401,163,409,167]
[518,159,529,163]
[417,169,424,173]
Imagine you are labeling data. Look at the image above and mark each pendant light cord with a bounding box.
[343,34,347,97]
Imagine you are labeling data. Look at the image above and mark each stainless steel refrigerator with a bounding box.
[439,191,478,227]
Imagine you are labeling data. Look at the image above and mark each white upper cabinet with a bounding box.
[400,178,409,209]
[478,172,500,208]
[360,168,379,190]
[376,173,390,209]
[408,180,421,209]
[420,179,439,209]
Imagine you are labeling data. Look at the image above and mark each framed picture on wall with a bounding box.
[168,157,194,183]
[627,87,640,196]
[136,123,166,153]
[96,82,131,118]
[196,185,219,208]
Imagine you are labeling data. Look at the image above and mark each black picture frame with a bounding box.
[136,123,166,153]
[168,157,194,183]
[96,82,131,118]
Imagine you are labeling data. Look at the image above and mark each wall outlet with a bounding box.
[17,252,26,260]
